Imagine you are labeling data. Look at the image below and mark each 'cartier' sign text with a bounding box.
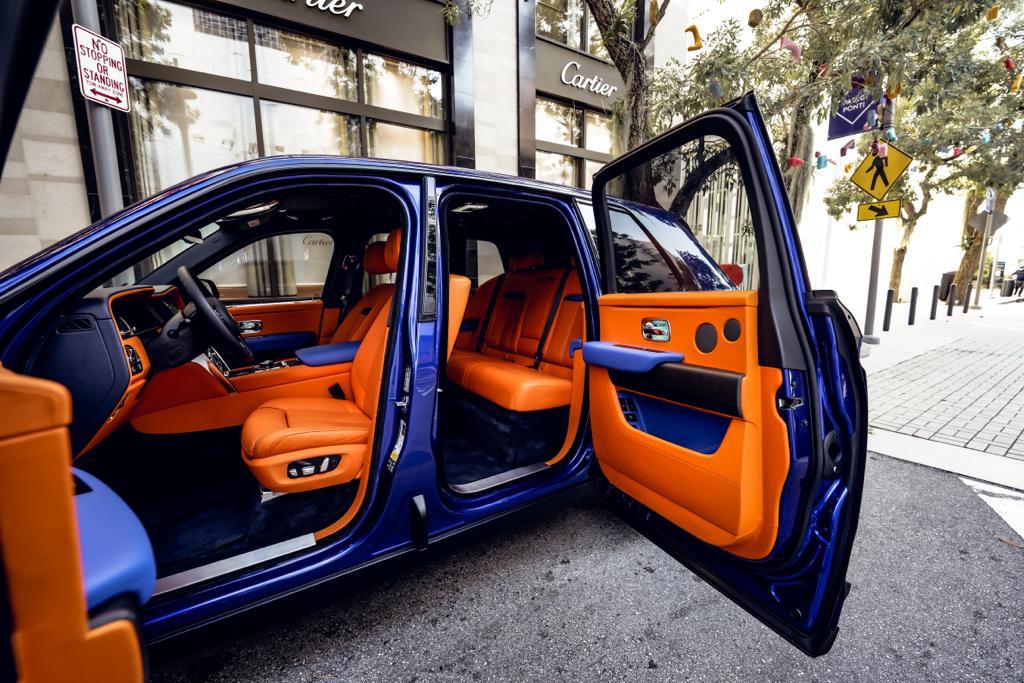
[559,61,618,98]
[285,0,364,18]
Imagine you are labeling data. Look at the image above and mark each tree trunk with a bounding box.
[887,219,917,302]
[952,192,1007,303]
[780,98,815,227]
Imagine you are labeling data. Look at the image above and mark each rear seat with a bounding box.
[448,253,584,412]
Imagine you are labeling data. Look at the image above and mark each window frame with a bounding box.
[535,0,612,63]
[105,0,450,200]
[535,95,614,189]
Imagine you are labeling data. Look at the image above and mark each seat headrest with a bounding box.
[363,242,389,275]
[508,252,544,271]
[384,229,402,272]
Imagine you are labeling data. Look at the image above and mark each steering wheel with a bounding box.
[176,265,254,365]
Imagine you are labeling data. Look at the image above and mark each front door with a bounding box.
[585,94,867,656]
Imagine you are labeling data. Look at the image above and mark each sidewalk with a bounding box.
[861,290,1024,489]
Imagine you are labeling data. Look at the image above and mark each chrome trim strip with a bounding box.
[449,462,549,495]
[153,534,316,596]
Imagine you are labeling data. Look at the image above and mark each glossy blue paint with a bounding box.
[294,340,360,366]
[582,341,683,373]
[619,391,730,455]
[73,469,156,610]
[247,332,317,355]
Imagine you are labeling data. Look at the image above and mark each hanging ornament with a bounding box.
[649,0,660,26]
[710,79,724,99]
[864,108,878,130]
[686,25,703,51]
[997,36,1007,50]
[938,145,949,155]
[965,145,978,154]
[748,9,763,28]
[884,127,898,143]
[780,36,801,63]
[844,162,854,173]
[886,83,902,99]
[1011,73,1022,93]
[1005,57,1016,71]
[786,156,806,168]
[953,146,963,157]
[840,139,855,157]
[995,122,1005,132]
[987,4,1000,21]
[981,130,992,144]
[872,139,889,159]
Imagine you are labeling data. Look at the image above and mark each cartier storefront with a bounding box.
[93,0,465,201]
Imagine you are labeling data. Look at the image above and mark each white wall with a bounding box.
[472,2,519,174]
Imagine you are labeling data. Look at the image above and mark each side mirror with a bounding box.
[721,263,744,287]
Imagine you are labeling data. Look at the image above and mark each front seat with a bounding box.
[241,274,471,492]
[328,232,399,344]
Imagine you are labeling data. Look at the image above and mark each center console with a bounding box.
[206,346,301,379]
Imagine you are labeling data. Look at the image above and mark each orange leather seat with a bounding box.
[328,230,400,344]
[448,254,584,412]
[242,273,471,492]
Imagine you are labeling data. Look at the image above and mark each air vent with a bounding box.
[58,317,94,333]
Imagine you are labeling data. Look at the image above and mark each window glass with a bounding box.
[261,101,360,156]
[537,0,582,49]
[587,12,609,59]
[600,134,754,292]
[537,151,577,186]
[471,240,504,285]
[367,121,444,163]
[584,159,604,190]
[116,0,251,80]
[536,98,580,146]
[254,26,357,101]
[108,223,221,287]
[363,54,444,118]
[200,232,335,299]
[128,78,259,196]
[584,111,614,154]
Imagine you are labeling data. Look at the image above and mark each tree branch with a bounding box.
[640,0,671,50]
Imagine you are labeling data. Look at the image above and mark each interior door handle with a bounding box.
[238,320,262,334]
[642,318,671,342]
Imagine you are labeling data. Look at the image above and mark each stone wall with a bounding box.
[471,3,519,175]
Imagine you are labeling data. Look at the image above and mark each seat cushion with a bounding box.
[450,352,572,412]
[241,397,371,460]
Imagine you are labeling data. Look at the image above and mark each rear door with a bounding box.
[585,93,866,656]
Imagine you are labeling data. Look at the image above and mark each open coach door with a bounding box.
[584,93,867,656]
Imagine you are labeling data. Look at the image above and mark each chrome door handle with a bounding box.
[238,320,262,334]
[642,318,671,342]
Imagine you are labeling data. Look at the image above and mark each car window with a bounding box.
[468,239,503,287]
[200,231,335,300]
[107,223,221,287]
[602,133,758,292]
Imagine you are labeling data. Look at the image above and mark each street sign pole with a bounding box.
[972,186,996,309]
[70,0,123,218]
[862,217,884,344]
[861,97,897,344]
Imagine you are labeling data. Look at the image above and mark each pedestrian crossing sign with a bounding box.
[849,142,912,200]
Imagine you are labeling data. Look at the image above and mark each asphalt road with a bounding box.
[152,454,1024,682]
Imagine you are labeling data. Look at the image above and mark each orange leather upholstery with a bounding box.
[241,274,470,492]
[0,369,145,682]
[448,258,584,412]
[328,230,401,344]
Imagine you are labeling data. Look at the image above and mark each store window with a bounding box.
[536,0,608,59]
[114,0,447,198]
[535,97,615,189]
[200,232,335,300]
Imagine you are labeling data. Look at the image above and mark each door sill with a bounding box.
[450,462,549,495]
[153,533,316,596]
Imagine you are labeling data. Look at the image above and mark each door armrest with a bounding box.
[582,341,683,373]
[295,341,361,367]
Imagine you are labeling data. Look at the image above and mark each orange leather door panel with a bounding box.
[588,290,790,560]
[0,369,144,682]
[226,299,324,338]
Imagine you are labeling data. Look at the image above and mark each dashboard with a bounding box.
[29,285,182,454]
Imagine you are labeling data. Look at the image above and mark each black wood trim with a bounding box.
[450,8,475,168]
[609,363,744,419]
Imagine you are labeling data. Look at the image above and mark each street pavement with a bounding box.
[152,454,1024,682]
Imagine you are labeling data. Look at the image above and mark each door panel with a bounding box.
[588,95,867,656]
[0,369,147,682]
[225,300,323,356]
[586,290,789,558]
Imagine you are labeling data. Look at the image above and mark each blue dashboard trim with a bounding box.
[247,332,316,355]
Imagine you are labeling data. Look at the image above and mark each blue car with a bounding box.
[0,5,866,681]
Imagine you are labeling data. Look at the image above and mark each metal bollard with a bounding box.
[947,284,956,316]
[908,287,919,325]
[930,285,939,320]
[882,289,894,331]
[963,284,972,313]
